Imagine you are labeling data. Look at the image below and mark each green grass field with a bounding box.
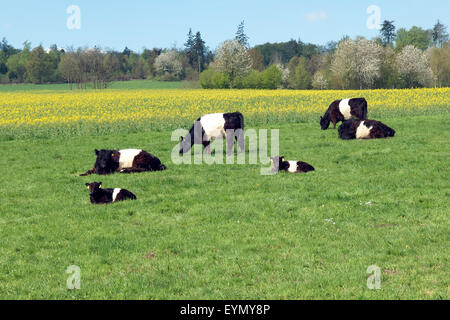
[0,111,448,299]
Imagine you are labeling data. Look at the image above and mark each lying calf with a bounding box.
[338,119,396,140]
[270,156,315,174]
[80,149,166,176]
[85,182,136,204]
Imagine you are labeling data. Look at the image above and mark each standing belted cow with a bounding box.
[320,98,368,130]
[179,112,245,155]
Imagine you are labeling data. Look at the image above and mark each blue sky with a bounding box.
[0,0,448,52]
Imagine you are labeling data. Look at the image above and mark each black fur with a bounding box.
[337,120,358,140]
[85,182,136,204]
[338,119,396,140]
[93,149,119,174]
[320,98,368,130]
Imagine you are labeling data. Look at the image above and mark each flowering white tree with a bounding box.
[396,45,434,87]
[312,71,328,90]
[154,50,183,79]
[354,38,384,88]
[330,39,356,89]
[214,40,251,89]
[331,38,383,89]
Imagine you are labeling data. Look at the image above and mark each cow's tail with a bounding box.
[238,112,244,130]
[361,98,368,119]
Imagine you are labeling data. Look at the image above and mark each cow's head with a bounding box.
[85,181,102,192]
[94,149,118,174]
[270,156,286,172]
[320,116,330,130]
[179,136,193,154]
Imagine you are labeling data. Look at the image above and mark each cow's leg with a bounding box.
[236,129,245,153]
[119,167,147,174]
[202,141,211,154]
[226,135,234,156]
[330,115,337,129]
[80,168,95,176]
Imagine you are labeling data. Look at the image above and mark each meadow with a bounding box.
[0,83,448,299]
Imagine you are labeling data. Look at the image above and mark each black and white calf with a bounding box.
[85,182,136,204]
[179,112,244,155]
[320,98,368,130]
[270,156,315,174]
[338,119,396,140]
[80,149,166,176]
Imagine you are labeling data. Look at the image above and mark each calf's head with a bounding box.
[85,182,102,192]
[270,156,286,172]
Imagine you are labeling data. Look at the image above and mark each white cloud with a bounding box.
[305,11,328,22]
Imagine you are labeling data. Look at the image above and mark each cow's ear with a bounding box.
[281,156,285,161]
[85,183,89,186]
[95,149,99,155]
[180,136,183,142]
[99,182,102,187]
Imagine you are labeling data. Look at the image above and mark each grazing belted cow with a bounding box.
[270,156,315,174]
[80,149,166,176]
[320,98,368,130]
[179,112,245,155]
[85,182,136,204]
[338,119,396,140]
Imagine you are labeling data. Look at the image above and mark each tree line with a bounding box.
[0,31,212,88]
[201,20,449,89]
[0,20,448,89]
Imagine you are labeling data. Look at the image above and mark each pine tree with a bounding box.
[235,20,249,48]
[380,20,396,46]
[122,47,131,57]
[184,28,195,67]
[432,20,449,47]
[193,32,206,73]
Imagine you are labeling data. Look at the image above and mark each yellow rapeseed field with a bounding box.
[0,88,448,137]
